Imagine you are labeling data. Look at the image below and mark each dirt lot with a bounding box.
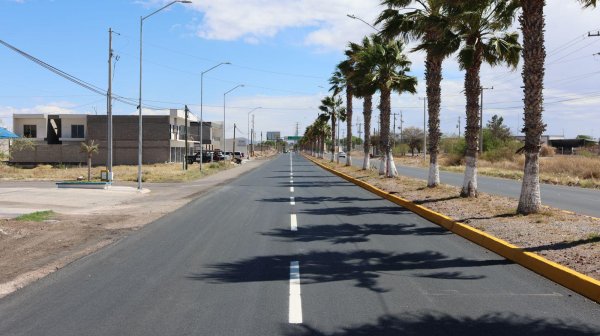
[0,156,273,297]
[316,156,600,281]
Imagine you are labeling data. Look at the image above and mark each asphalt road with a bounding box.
[347,155,600,218]
[1,153,599,335]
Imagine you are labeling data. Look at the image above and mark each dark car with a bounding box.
[213,151,225,161]
[202,151,214,163]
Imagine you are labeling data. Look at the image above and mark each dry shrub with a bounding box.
[539,144,555,157]
[540,156,600,180]
[443,153,464,166]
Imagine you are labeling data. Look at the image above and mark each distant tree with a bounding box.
[9,138,36,160]
[403,127,424,156]
[80,140,99,182]
[576,135,593,140]
[486,115,512,142]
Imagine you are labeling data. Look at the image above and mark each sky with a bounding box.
[1,0,599,140]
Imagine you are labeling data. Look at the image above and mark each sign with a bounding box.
[286,136,302,141]
[266,131,280,141]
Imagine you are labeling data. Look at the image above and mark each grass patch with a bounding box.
[15,210,55,222]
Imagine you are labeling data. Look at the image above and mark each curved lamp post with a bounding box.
[199,62,230,170]
[223,84,244,153]
[137,0,191,190]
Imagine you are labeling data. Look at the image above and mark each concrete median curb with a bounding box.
[304,154,600,304]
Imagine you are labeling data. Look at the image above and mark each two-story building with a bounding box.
[10,110,221,165]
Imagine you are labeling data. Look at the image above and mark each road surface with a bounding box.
[1,153,599,335]
[346,155,600,218]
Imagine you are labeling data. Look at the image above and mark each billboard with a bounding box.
[266,131,281,141]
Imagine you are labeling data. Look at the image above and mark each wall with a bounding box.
[13,116,47,140]
[60,115,87,140]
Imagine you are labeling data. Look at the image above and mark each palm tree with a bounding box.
[348,36,380,171]
[376,0,459,187]
[80,140,99,182]
[450,0,521,197]
[331,58,357,167]
[516,0,596,214]
[319,95,346,162]
[358,37,418,177]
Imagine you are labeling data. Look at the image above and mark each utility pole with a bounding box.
[480,86,494,154]
[295,122,299,137]
[399,110,403,144]
[233,123,236,160]
[457,116,461,138]
[261,131,263,154]
[419,97,427,160]
[184,105,189,170]
[251,114,255,157]
[106,28,118,182]
[391,112,399,148]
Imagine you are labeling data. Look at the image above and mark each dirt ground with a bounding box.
[316,157,600,281]
[0,155,274,297]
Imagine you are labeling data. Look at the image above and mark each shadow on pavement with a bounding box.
[299,206,412,216]
[190,250,506,293]
[525,236,600,252]
[259,196,381,205]
[282,312,600,336]
[261,223,449,244]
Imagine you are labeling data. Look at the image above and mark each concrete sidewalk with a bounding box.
[0,159,269,219]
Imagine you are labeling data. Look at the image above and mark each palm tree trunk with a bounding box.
[461,58,483,197]
[379,88,397,177]
[346,87,353,166]
[87,155,91,181]
[362,95,372,170]
[426,53,443,187]
[517,0,546,214]
[330,115,336,162]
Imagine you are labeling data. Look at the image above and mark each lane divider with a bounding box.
[291,214,298,231]
[290,197,295,206]
[304,154,600,304]
[289,261,303,323]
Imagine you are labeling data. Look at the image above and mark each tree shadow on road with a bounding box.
[190,250,506,293]
[282,312,600,336]
[299,206,412,216]
[258,196,381,205]
[261,223,449,244]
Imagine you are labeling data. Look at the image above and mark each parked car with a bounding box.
[202,151,214,163]
[338,151,346,158]
[213,151,225,161]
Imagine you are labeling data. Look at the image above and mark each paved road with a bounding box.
[346,155,600,218]
[1,153,599,335]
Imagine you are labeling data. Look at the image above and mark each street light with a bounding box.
[137,0,191,190]
[200,62,230,170]
[223,84,244,154]
[346,14,380,32]
[247,107,262,157]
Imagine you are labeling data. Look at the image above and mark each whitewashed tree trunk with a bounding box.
[346,155,352,166]
[386,152,398,177]
[517,152,542,213]
[461,156,478,197]
[330,152,334,162]
[379,156,386,175]
[362,155,370,170]
[428,163,440,187]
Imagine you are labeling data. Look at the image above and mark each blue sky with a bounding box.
[1,0,600,140]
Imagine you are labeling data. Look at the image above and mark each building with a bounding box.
[10,110,221,165]
[512,134,564,146]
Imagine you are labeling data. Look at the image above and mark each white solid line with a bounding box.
[290,197,295,205]
[289,261,303,324]
[290,214,297,231]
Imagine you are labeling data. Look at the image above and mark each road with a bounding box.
[1,153,599,335]
[346,155,600,218]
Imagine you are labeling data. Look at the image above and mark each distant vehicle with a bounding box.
[338,151,346,158]
[213,150,225,161]
[202,151,214,163]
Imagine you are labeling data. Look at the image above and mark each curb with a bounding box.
[304,154,600,304]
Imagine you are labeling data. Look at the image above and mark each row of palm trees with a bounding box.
[301,0,596,215]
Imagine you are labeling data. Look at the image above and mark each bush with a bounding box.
[393,143,409,156]
[443,153,464,166]
[539,144,555,157]
[481,140,522,163]
[441,137,466,156]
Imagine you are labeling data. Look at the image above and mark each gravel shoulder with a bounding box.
[0,158,272,298]
[315,157,600,281]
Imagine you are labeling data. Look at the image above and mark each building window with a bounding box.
[23,125,37,138]
[71,125,85,138]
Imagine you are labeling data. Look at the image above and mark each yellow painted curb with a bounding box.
[304,154,600,304]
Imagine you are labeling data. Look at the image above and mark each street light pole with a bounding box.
[137,0,191,190]
[223,84,244,154]
[200,62,230,171]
